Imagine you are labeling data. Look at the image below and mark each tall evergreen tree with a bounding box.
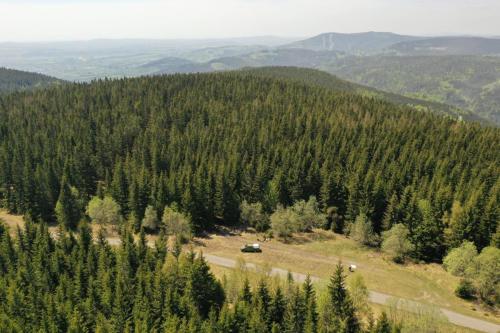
[110,160,128,216]
[270,286,286,329]
[283,286,305,333]
[55,175,80,230]
[303,275,318,333]
[327,262,359,333]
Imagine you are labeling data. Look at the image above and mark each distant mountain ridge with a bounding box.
[390,36,500,55]
[282,32,500,56]
[282,32,421,54]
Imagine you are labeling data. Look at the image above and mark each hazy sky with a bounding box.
[1,0,499,42]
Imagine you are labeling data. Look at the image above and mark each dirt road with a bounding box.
[203,253,500,333]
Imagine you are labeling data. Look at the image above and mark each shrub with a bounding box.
[142,205,159,232]
[270,197,327,239]
[466,246,500,304]
[382,224,414,263]
[455,279,476,300]
[443,241,477,276]
[291,196,326,232]
[86,196,121,227]
[240,201,269,231]
[270,205,299,239]
[326,206,343,233]
[162,205,192,243]
[350,213,377,246]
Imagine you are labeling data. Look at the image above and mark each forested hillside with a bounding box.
[0,73,498,262]
[328,55,500,124]
[240,67,470,121]
[0,67,61,93]
[152,52,500,124]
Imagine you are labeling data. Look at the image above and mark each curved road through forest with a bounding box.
[203,254,500,333]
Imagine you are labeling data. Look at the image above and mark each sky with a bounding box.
[0,0,499,42]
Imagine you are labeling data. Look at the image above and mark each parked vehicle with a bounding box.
[241,243,262,253]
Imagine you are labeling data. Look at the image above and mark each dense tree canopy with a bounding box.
[0,71,498,261]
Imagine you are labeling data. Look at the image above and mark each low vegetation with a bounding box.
[381,224,414,263]
[270,197,326,239]
[385,299,449,333]
[162,204,192,242]
[443,242,500,306]
[348,213,378,247]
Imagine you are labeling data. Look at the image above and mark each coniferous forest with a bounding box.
[0,70,499,332]
[0,72,498,261]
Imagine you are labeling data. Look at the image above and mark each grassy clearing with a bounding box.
[0,210,26,236]
[192,229,499,324]
[207,254,481,333]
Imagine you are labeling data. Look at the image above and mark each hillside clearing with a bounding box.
[1,210,498,331]
[191,229,499,325]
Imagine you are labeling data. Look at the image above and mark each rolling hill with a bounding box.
[327,55,500,124]
[284,33,500,56]
[135,44,500,124]
[0,67,62,93]
[282,31,421,54]
[237,66,480,121]
[2,33,499,124]
[177,45,268,63]
[390,36,500,55]
[151,49,344,74]
[0,37,297,81]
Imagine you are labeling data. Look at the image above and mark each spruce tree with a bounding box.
[373,312,391,333]
[382,194,398,231]
[327,262,359,333]
[240,278,253,304]
[270,286,286,329]
[413,199,444,261]
[283,286,305,333]
[303,275,318,333]
[110,161,128,216]
[255,279,271,327]
[55,175,80,230]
